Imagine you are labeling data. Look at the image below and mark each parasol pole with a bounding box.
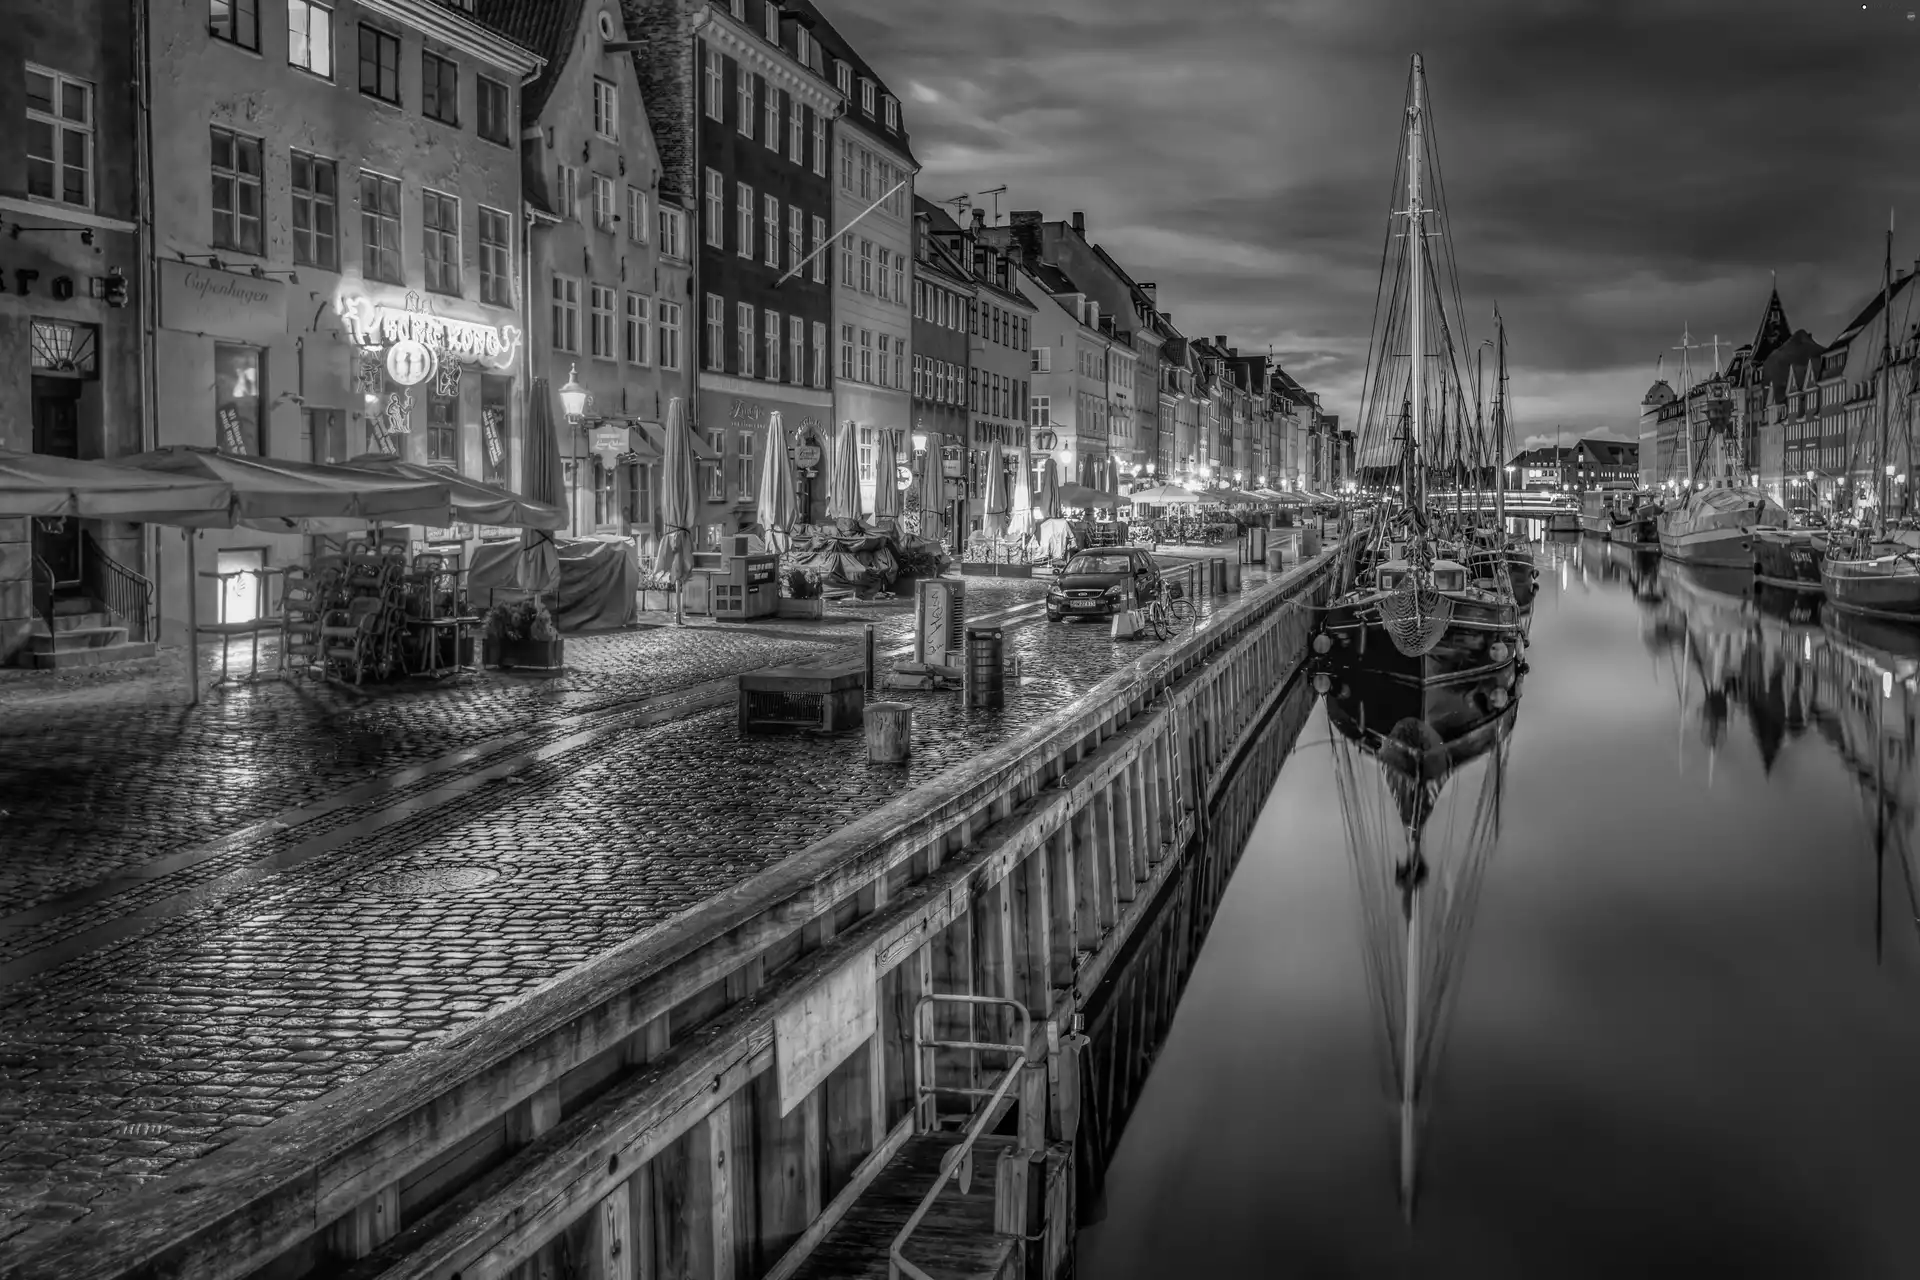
[184,528,201,707]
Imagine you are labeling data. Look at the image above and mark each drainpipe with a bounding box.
[132,0,161,634]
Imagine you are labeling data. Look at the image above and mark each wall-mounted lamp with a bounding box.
[249,265,300,283]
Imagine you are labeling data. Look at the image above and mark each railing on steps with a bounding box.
[28,552,56,642]
[82,530,153,641]
[892,994,1034,1280]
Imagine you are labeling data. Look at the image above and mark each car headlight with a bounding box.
[1104,584,1123,599]
[1047,585,1064,599]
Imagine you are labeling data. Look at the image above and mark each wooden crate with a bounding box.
[738,659,867,735]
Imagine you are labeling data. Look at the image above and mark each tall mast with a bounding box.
[1879,209,1894,532]
[1494,313,1508,527]
[1675,326,1697,490]
[1407,55,1427,515]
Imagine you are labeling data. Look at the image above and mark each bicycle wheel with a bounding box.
[1168,596,1196,624]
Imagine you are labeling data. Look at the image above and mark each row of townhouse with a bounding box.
[1,0,1337,662]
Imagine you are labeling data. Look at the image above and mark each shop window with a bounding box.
[210,127,263,254]
[214,343,262,455]
[426,394,458,466]
[481,375,511,485]
[215,547,267,625]
[307,407,346,464]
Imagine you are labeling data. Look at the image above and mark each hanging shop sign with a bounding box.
[337,293,522,371]
[385,339,438,387]
[794,444,822,469]
[896,464,913,490]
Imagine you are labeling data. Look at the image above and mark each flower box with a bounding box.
[777,597,825,620]
[495,636,565,671]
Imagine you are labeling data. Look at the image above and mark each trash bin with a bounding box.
[1247,526,1267,563]
[1266,544,1286,573]
[966,626,1004,709]
[1209,557,1228,594]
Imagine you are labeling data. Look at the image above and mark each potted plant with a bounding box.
[777,567,825,619]
[484,599,565,671]
[638,569,678,612]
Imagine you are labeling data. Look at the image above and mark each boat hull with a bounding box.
[1544,512,1581,534]
[1821,555,1920,619]
[1319,592,1522,686]
[1660,524,1758,569]
[1750,528,1826,592]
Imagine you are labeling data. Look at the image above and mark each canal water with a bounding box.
[1076,532,1920,1279]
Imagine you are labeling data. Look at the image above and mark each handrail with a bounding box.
[28,551,56,640]
[891,994,1033,1280]
[82,530,154,641]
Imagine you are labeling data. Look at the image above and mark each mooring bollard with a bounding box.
[1266,543,1286,573]
[863,623,877,689]
[867,701,912,763]
[1210,556,1229,594]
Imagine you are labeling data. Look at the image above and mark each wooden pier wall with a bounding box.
[15,542,1349,1280]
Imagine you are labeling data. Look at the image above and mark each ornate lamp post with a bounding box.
[559,364,590,424]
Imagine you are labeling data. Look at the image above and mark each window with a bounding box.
[477,76,510,145]
[797,27,813,68]
[811,215,826,283]
[858,148,871,200]
[811,321,826,387]
[969,368,978,411]
[552,274,580,352]
[893,339,904,389]
[764,85,780,153]
[287,151,337,269]
[859,426,874,482]
[860,78,875,115]
[841,141,854,192]
[209,127,263,254]
[705,430,726,501]
[859,329,872,383]
[736,302,755,377]
[422,52,458,124]
[590,283,616,358]
[627,186,650,243]
[704,168,724,247]
[423,189,460,294]
[658,300,682,370]
[288,0,333,77]
[737,430,756,498]
[1032,346,1052,373]
[659,206,685,258]
[214,343,262,454]
[840,234,854,288]
[737,70,754,137]
[763,194,780,266]
[308,407,347,465]
[915,282,925,320]
[789,101,804,164]
[479,205,510,305]
[594,78,618,140]
[704,50,724,121]
[835,61,851,96]
[25,68,93,209]
[764,308,780,381]
[210,0,258,49]
[914,355,925,398]
[969,299,979,337]
[705,293,724,369]
[876,334,890,388]
[1031,395,1050,428]
[556,163,580,219]
[736,181,753,257]
[788,316,803,386]
[811,113,825,176]
[359,170,401,282]
[787,206,802,272]
[876,248,889,302]
[358,24,399,103]
[840,324,854,380]
[884,95,898,129]
[763,0,779,39]
[479,377,510,483]
[427,394,458,465]
[593,173,616,230]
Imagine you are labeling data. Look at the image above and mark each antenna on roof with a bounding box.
[977,184,1008,225]
[940,193,971,221]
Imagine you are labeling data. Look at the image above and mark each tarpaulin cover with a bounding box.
[468,538,532,598]
[554,537,639,633]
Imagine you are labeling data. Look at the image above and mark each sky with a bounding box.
[822,0,1920,450]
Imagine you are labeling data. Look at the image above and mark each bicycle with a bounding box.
[1139,580,1195,641]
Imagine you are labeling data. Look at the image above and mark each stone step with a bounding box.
[28,639,156,670]
[32,610,111,634]
[29,624,129,653]
[50,595,102,617]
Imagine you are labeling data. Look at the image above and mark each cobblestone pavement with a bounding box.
[0,561,1269,1251]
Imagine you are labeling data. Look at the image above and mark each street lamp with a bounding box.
[559,363,589,424]
[912,432,929,455]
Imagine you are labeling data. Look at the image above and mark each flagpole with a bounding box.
[775,178,909,289]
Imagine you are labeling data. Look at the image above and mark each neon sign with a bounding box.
[337,293,521,370]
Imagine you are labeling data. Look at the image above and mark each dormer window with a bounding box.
[797,27,813,67]
[729,0,745,18]
[763,1,779,42]
[883,95,898,130]
[860,77,875,115]
[835,60,851,96]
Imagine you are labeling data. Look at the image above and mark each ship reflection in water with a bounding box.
[1079,534,1920,1280]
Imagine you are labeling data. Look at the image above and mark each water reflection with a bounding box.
[1079,534,1920,1279]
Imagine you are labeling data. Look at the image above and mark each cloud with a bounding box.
[824,0,1920,437]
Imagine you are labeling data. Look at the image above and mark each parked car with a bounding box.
[1046,548,1163,622]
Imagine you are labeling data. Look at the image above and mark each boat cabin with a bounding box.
[1374,559,1470,593]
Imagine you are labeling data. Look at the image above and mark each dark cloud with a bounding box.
[825,0,1920,437]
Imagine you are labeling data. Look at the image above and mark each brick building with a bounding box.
[910,196,973,530]
[0,0,145,665]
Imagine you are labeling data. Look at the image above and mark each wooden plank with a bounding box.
[821,1039,874,1202]
[759,1117,912,1280]
[774,950,876,1116]
[751,1074,819,1274]
[707,1101,735,1280]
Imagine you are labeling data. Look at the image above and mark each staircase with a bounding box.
[28,595,155,669]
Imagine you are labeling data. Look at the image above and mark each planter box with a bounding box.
[777,597,825,620]
[494,636,565,672]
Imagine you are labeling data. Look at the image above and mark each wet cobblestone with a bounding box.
[0,562,1267,1247]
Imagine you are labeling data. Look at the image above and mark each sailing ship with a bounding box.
[1821,214,1920,620]
[1657,325,1789,568]
[1321,663,1518,1220]
[1316,56,1524,686]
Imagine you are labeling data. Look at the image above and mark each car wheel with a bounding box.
[1048,611,1062,623]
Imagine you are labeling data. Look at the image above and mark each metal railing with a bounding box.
[28,551,56,641]
[82,530,153,641]
[890,994,1033,1280]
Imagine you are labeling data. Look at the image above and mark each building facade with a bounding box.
[146,0,540,645]
[910,196,973,529]
[954,223,1037,494]
[482,0,691,542]
[1,0,144,663]
[802,2,917,517]
[628,0,839,538]
[1024,268,1120,493]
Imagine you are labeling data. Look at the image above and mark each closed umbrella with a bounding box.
[981,441,1011,538]
[520,376,566,596]
[1007,446,1035,540]
[1035,455,1061,519]
[871,428,901,520]
[826,419,864,524]
[757,410,795,555]
[916,439,945,544]
[653,396,697,626]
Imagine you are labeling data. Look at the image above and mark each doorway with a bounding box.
[31,375,82,588]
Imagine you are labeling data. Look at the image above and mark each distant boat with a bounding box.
[1580,484,1638,536]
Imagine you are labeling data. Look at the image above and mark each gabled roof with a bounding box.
[1827,269,1918,354]
[1750,284,1793,365]
[474,0,586,123]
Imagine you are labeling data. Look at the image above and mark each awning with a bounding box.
[1056,481,1117,508]
[1127,483,1201,505]
[0,448,233,522]
[347,454,566,530]
[118,446,452,530]
[635,420,720,462]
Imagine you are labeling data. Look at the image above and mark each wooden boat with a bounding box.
[1821,536,1920,619]
[1751,526,1827,591]
[1319,554,1523,685]
[1659,485,1787,568]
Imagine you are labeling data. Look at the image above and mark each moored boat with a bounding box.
[1658,485,1787,568]
[1751,526,1827,591]
[1820,536,1920,619]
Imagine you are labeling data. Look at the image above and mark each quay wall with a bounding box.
[10,541,1350,1280]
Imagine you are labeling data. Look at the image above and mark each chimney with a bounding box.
[1227,347,1238,358]
[1009,209,1042,267]
[1214,334,1227,346]
[1070,211,1085,236]
[970,207,985,230]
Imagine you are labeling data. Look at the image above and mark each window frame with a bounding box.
[737,68,754,138]
[593,77,618,141]
[359,168,403,283]
[840,323,854,380]
[421,50,459,125]
[422,188,461,295]
[426,392,460,466]
[704,293,725,370]
[209,0,260,51]
[763,307,780,382]
[592,172,617,231]
[764,83,781,153]
[357,23,400,105]
[210,126,264,255]
[287,0,334,79]
[763,193,780,267]
[476,75,511,145]
[703,49,725,121]
[478,204,512,306]
[736,301,755,377]
[786,206,802,273]
[788,101,804,164]
[704,168,724,248]
[811,321,826,388]
[811,215,826,283]
[657,299,683,371]
[24,66,95,211]
[811,113,826,177]
[551,273,581,354]
[788,315,803,387]
[627,186,650,243]
[589,283,617,360]
[736,181,753,259]
[660,205,686,259]
[289,150,338,270]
